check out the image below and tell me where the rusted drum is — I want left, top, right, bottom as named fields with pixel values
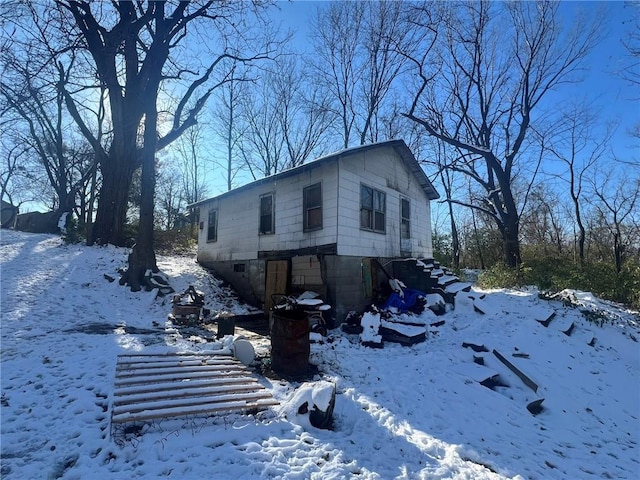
left=271, top=310, right=309, bottom=376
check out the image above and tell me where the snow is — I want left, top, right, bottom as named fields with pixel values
left=1, top=230, right=639, bottom=479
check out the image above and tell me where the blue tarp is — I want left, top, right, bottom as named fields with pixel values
left=382, top=288, right=427, bottom=313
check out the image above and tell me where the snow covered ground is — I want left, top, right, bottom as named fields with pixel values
left=1, top=230, right=638, bottom=479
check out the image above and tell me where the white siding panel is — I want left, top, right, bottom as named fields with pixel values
left=197, top=162, right=339, bottom=263
left=336, top=146, right=433, bottom=258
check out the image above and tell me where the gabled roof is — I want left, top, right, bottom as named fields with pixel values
left=190, top=139, right=439, bottom=208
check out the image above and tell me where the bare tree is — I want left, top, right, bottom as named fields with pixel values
left=1, top=15, right=98, bottom=227
left=589, top=168, right=640, bottom=273
left=403, top=1, right=601, bottom=267
left=237, top=56, right=333, bottom=178
left=546, top=103, right=613, bottom=264
left=212, top=64, right=248, bottom=191
left=310, top=1, right=365, bottom=148
left=519, top=184, right=568, bottom=255
left=46, top=1, right=277, bottom=290
left=310, top=1, right=417, bottom=148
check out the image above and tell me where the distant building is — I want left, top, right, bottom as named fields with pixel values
left=1, top=200, right=18, bottom=229
left=190, top=139, right=439, bottom=323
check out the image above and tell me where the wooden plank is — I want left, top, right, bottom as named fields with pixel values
left=111, top=398, right=280, bottom=424
left=114, top=384, right=266, bottom=406
left=115, top=369, right=248, bottom=387
left=118, top=353, right=229, bottom=358
left=492, top=349, right=539, bottom=393
left=117, top=357, right=237, bottom=369
left=112, top=391, right=275, bottom=416
left=116, top=364, right=249, bottom=379
left=114, top=376, right=257, bottom=397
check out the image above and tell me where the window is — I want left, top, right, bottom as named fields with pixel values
left=207, top=209, right=217, bottom=242
left=303, top=183, right=322, bottom=231
left=360, top=184, right=386, bottom=233
left=259, top=193, right=275, bottom=234
left=233, top=263, right=246, bottom=273
left=401, top=198, right=411, bottom=239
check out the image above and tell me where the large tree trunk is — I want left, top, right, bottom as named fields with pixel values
left=502, top=216, right=522, bottom=268
left=120, top=89, right=159, bottom=291
left=89, top=147, right=137, bottom=246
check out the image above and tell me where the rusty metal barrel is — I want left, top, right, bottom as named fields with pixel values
left=270, top=309, right=310, bottom=376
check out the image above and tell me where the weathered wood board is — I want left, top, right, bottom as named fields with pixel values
left=111, top=353, right=277, bottom=425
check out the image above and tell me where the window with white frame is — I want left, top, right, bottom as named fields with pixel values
left=360, top=184, right=386, bottom=233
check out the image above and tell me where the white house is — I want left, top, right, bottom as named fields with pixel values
left=191, top=139, right=439, bottom=324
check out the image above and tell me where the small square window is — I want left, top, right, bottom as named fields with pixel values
left=233, top=263, right=246, bottom=273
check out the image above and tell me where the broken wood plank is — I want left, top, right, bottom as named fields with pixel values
left=462, top=342, right=489, bottom=352
left=512, top=352, right=530, bottom=359
left=562, top=322, right=575, bottom=336
left=492, top=349, right=539, bottom=393
left=534, top=308, right=556, bottom=327
left=453, top=363, right=506, bottom=390
left=526, top=398, right=545, bottom=415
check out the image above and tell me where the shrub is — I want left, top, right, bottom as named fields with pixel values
left=154, top=228, right=197, bottom=255
left=477, top=254, right=640, bottom=310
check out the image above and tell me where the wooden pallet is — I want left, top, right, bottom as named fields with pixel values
left=111, top=353, right=278, bottom=425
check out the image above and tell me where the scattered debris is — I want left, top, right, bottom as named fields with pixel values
left=281, top=381, right=336, bottom=430
left=462, top=342, right=489, bottom=353
left=453, top=363, right=505, bottom=390
left=512, top=352, right=530, bottom=359
left=562, top=322, right=575, bottom=337
left=170, top=286, right=205, bottom=325
left=379, top=321, right=426, bottom=346
left=360, top=311, right=383, bottom=348
left=493, top=349, right=545, bottom=415
left=534, top=308, right=556, bottom=327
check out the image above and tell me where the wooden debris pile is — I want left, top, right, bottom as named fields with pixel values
left=169, top=286, right=206, bottom=326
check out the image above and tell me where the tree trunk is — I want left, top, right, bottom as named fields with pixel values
left=502, top=217, right=522, bottom=268
left=120, top=87, right=159, bottom=291
left=90, top=150, right=136, bottom=247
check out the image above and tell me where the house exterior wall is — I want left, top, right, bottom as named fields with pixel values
left=194, top=141, right=437, bottom=323
left=196, top=161, right=339, bottom=264
left=335, top=146, right=433, bottom=259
